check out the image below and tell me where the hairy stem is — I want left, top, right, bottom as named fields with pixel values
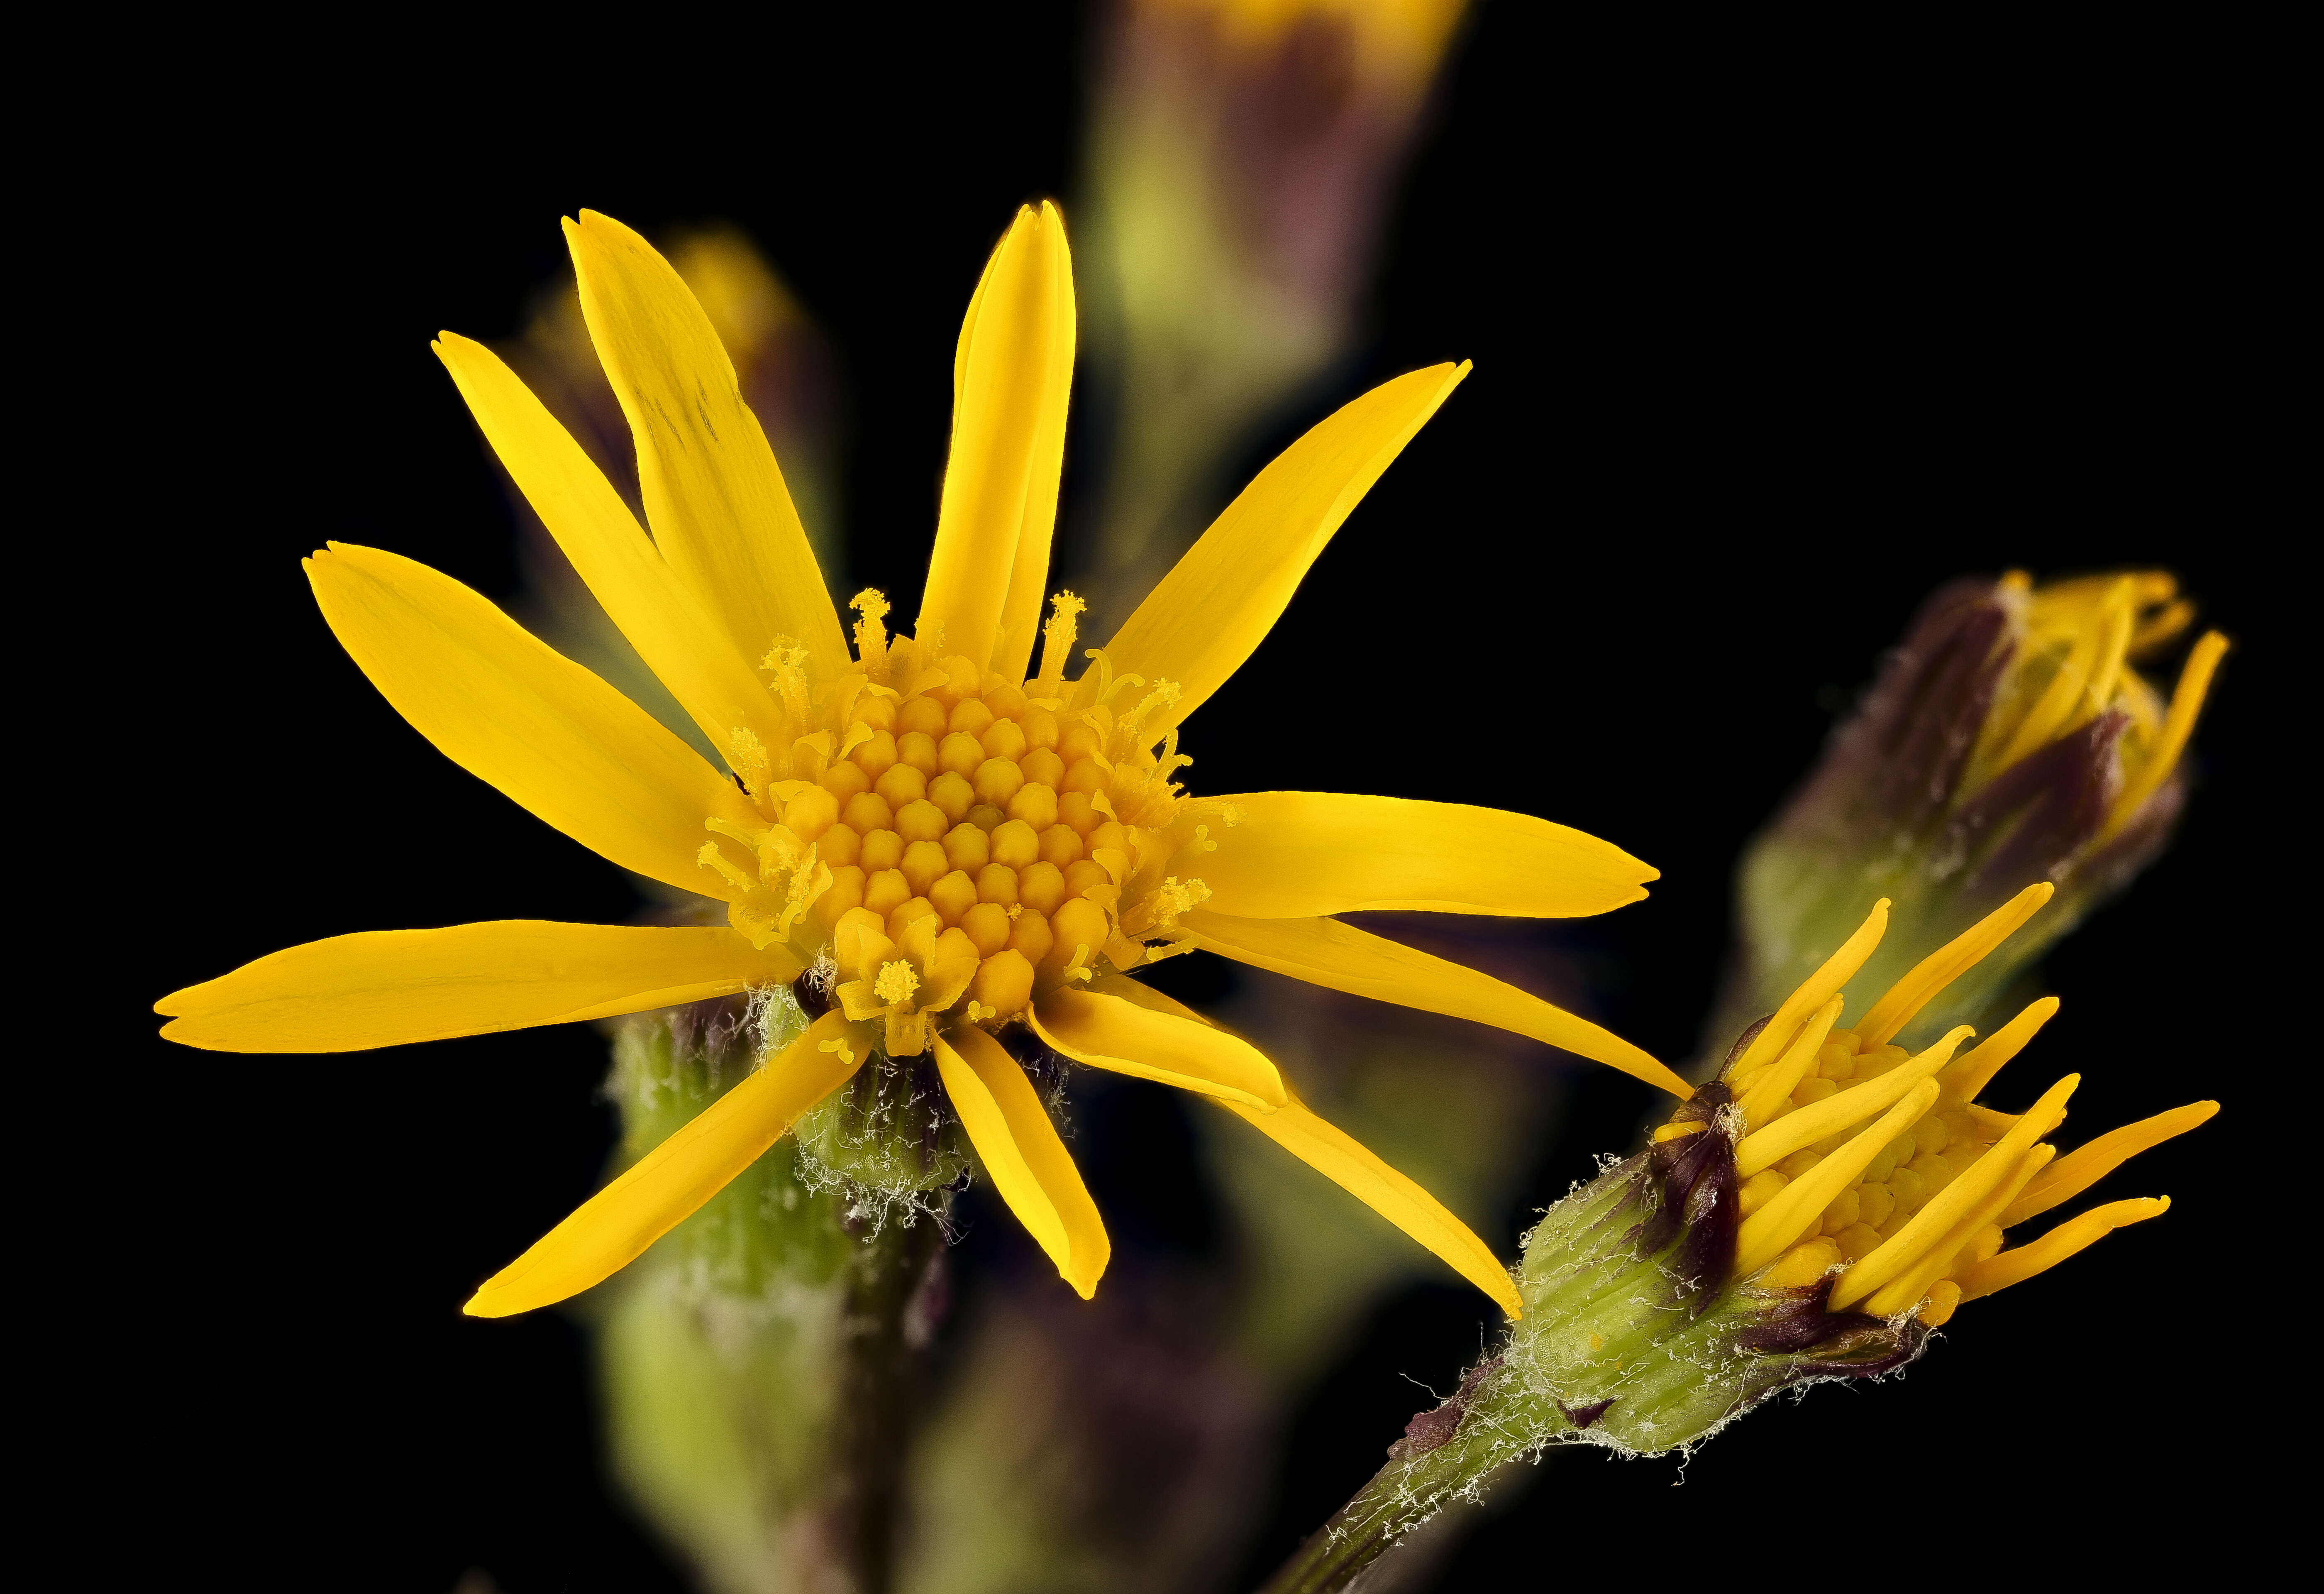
left=828, top=1212, right=946, bottom=1594
left=1254, top=1420, right=1523, bottom=1594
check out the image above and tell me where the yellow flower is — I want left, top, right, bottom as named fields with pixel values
left=1714, top=884, right=2213, bottom=1329
left=1254, top=887, right=2218, bottom=1589
left=1738, top=569, right=2227, bottom=1040
left=1972, top=569, right=2226, bottom=839
left=1415, top=886, right=2212, bottom=1463
left=156, top=203, right=1682, bottom=1320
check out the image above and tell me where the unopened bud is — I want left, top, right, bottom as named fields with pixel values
left=1733, top=572, right=2225, bottom=1043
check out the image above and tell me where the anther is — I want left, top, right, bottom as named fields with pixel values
left=1038, top=591, right=1084, bottom=685
left=850, top=589, right=892, bottom=683
left=874, top=959, right=920, bottom=1007
left=727, top=729, right=773, bottom=801
left=762, top=635, right=813, bottom=726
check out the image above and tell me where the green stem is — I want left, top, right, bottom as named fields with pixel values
left=1254, top=1420, right=1532, bottom=1594
left=828, top=1212, right=945, bottom=1594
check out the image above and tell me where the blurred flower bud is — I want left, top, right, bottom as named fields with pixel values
left=1078, top=0, right=1469, bottom=626
left=902, top=1284, right=1267, bottom=1594
left=1729, top=571, right=2226, bottom=1046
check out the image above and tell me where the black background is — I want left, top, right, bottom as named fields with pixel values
left=62, top=5, right=2290, bottom=1588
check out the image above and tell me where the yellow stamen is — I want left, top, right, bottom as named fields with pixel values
left=696, top=841, right=758, bottom=896
left=1735, top=1080, right=1939, bottom=1277
left=2100, top=629, right=2227, bottom=841
left=1116, top=680, right=1182, bottom=753
left=1037, top=591, right=1084, bottom=686
left=1726, top=900, right=1889, bottom=1079
left=762, top=635, right=813, bottom=727
left=1938, top=995, right=2059, bottom=1100
left=704, top=815, right=764, bottom=854
left=1733, top=995, right=1844, bottom=1133
left=1953, top=1196, right=2170, bottom=1302
left=874, top=959, right=920, bottom=1007
left=851, top=588, right=892, bottom=683
left=2001, top=1101, right=2217, bottom=1226
left=1856, top=883, right=2052, bottom=1049
left=1734, top=1028, right=1967, bottom=1178
left=1831, top=1072, right=2077, bottom=1309
left=727, top=728, right=773, bottom=800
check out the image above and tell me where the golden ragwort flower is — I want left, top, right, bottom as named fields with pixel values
left=1443, top=885, right=2220, bottom=1466
left=1703, top=883, right=2213, bottom=1332
left=156, top=203, right=1687, bottom=1320
left=1231, top=884, right=2217, bottom=1587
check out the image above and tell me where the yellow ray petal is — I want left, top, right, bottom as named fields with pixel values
left=1184, top=909, right=1689, bottom=1098
left=933, top=1025, right=1110, bottom=1297
left=1734, top=1027, right=1968, bottom=1178
left=1725, top=900, right=1889, bottom=1080
left=1938, top=996, right=2060, bottom=1102
left=2102, top=629, right=2228, bottom=841
left=2001, top=1101, right=2217, bottom=1226
left=1863, top=1142, right=2057, bottom=1318
left=1735, top=1081, right=1941, bottom=1277
left=1099, top=362, right=1469, bottom=736
left=464, top=1011, right=864, bottom=1317
left=1953, top=1196, right=2171, bottom=1303
left=565, top=211, right=847, bottom=679
left=1028, top=983, right=1284, bottom=1108
left=1830, top=1072, right=2077, bottom=1310
left=432, top=332, right=783, bottom=758
left=922, top=203, right=1075, bottom=677
left=156, top=922, right=799, bottom=1053
left=306, top=544, right=762, bottom=897
left=1856, top=882, right=2053, bottom=1049
left=1213, top=1093, right=1520, bottom=1318
left=1732, top=996, right=1844, bottom=1133
left=1186, top=792, right=1655, bottom=919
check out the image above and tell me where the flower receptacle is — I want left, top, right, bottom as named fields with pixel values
left=1494, top=1082, right=1922, bottom=1459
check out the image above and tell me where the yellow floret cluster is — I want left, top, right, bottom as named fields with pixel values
left=1731, top=1027, right=2007, bottom=1304
left=695, top=592, right=1215, bottom=1053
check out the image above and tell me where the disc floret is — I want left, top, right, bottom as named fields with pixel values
left=699, top=589, right=1214, bottom=1050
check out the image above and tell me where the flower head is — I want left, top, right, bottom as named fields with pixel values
left=157, top=202, right=1678, bottom=1320
left=1479, top=885, right=2215, bottom=1459
left=1736, top=571, right=2227, bottom=1042
left=1237, top=887, right=2217, bottom=1594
